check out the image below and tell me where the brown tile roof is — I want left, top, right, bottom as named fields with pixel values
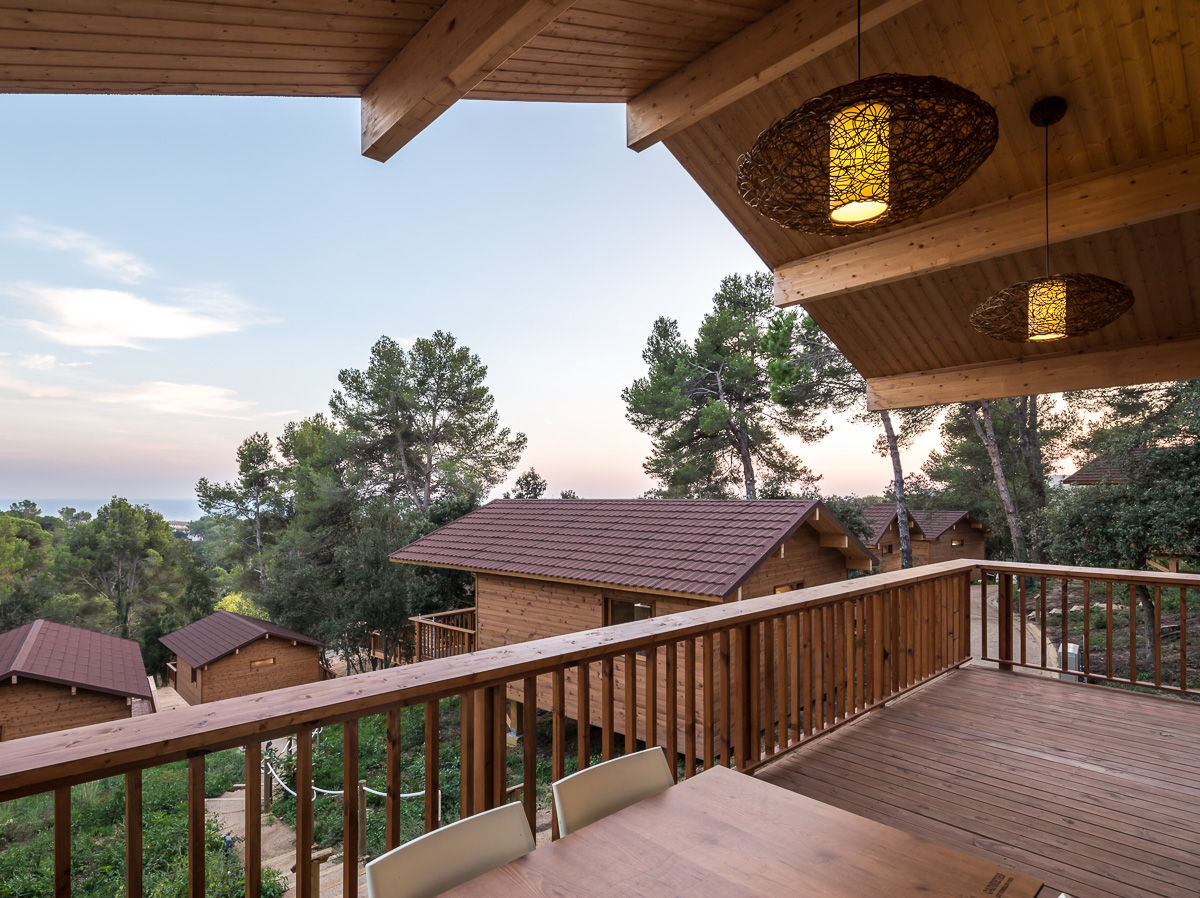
left=862, top=504, right=990, bottom=544
left=0, top=619, right=151, bottom=700
left=160, top=611, right=322, bottom=669
left=1063, top=450, right=1146, bottom=485
left=390, top=499, right=875, bottom=598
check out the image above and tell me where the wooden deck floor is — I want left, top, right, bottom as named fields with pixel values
left=756, top=666, right=1200, bottom=898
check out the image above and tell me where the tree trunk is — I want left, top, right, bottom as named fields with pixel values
left=968, top=401, right=1028, bottom=561
left=254, top=496, right=268, bottom=601
left=1016, top=396, right=1047, bottom=563
left=737, top=427, right=757, bottom=499
left=879, top=410, right=913, bottom=569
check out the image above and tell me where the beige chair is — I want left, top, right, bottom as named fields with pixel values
left=364, top=801, right=535, bottom=898
left=552, top=746, right=674, bottom=837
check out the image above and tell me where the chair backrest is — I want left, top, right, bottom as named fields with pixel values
left=364, top=801, right=535, bottom=898
left=552, top=746, right=674, bottom=837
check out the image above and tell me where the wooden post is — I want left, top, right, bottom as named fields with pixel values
left=342, top=721, right=358, bottom=898
left=244, top=742, right=261, bottom=898
left=998, top=573, right=1013, bottom=671
left=295, top=730, right=313, bottom=898
left=54, top=786, right=70, bottom=898
left=188, top=757, right=205, bottom=898
left=125, top=771, right=142, bottom=898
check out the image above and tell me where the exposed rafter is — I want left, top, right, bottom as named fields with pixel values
left=865, top=335, right=1200, bottom=410
left=361, top=0, right=575, bottom=162
left=625, top=0, right=924, bottom=153
left=775, top=155, right=1200, bottom=307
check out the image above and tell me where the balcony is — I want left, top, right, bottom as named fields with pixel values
left=1, top=559, right=1197, bottom=897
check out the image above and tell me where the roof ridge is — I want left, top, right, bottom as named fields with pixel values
left=9, top=619, right=44, bottom=674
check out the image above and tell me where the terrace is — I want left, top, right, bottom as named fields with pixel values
left=1, top=0, right=1197, bottom=896
left=1, top=560, right=1199, bottom=896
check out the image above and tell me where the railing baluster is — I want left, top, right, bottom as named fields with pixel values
left=420, top=703, right=438, bottom=835
left=824, top=605, right=836, bottom=726
left=296, top=729, right=314, bottom=898
left=623, top=652, right=637, bottom=752
left=731, top=627, right=748, bottom=769
left=551, top=670, right=565, bottom=840
left=342, top=722, right=358, bottom=898
left=978, top=574, right=987, bottom=661
left=188, top=757, right=205, bottom=898
left=459, top=691, right=474, bottom=817
left=843, top=600, right=856, bottom=713
left=1105, top=581, right=1114, bottom=680
left=1129, top=582, right=1139, bottom=684
left=1018, top=575, right=1027, bottom=666
left=870, top=594, right=883, bottom=706
left=830, top=604, right=843, bottom=721
left=1154, top=585, right=1163, bottom=687
left=1182, top=587, right=1189, bottom=692
left=685, top=637, right=697, bottom=777
left=762, top=618, right=776, bottom=752
left=856, top=597, right=867, bottom=710
left=601, top=657, right=614, bottom=761
left=665, top=642, right=678, bottom=779
left=788, top=613, right=802, bottom=744
left=1060, top=578, right=1069, bottom=675
left=1039, top=576, right=1048, bottom=669
left=1082, top=580, right=1092, bottom=678
left=998, top=573, right=1013, bottom=672
left=126, top=771, right=142, bottom=898
left=521, top=679, right=536, bottom=833
left=244, top=742, right=260, bottom=898
left=775, top=615, right=788, bottom=748
left=702, top=634, right=715, bottom=768
left=386, top=709, right=402, bottom=849
left=719, top=630, right=731, bottom=766
left=55, top=785, right=70, bottom=898
left=576, top=662, right=590, bottom=770
left=646, top=644, right=658, bottom=749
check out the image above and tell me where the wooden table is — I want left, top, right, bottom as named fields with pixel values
left=444, top=765, right=1044, bottom=897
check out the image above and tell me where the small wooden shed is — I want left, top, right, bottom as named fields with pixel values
left=391, top=498, right=875, bottom=742
left=862, top=505, right=991, bottom=573
left=0, top=619, right=153, bottom=740
left=160, top=611, right=325, bottom=705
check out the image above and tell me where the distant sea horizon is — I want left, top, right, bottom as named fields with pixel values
left=3, top=497, right=204, bottom=522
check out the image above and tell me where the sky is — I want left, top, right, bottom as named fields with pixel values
left=0, top=94, right=938, bottom=508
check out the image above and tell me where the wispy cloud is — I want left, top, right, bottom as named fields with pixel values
left=99, top=382, right=256, bottom=419
left=6, top=218, right=152, bottom=283
left=0, top=367, right=281, bottom=421
left=12, top=284, right=263, bottom=349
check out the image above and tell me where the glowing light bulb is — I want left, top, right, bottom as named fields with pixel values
left=1027, top=279, right=1067, bottom=341
left=829, top=101, right=890, bottom=224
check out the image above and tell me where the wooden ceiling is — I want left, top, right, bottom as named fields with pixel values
left=3, top=0, right=1197, bottom=407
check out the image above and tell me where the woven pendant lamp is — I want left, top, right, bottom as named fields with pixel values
left=737, top=2, right=997, bottom=235
left=970, top=97, right=1134, bottom=343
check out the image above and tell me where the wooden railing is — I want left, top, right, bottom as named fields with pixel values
left=409, top=607, right=476, bottom=662
left=0, top=562, right=972, bottom=897
left=978, top=561, right=1200, bottom=696
left=165, top=661, right=177, bottom=690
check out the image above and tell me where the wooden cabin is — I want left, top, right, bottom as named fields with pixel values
left=392, top=499, right=875, bottom=741
left=861, top=505, right=991, bottom=573
left=160, top=611, right=325, bottom=705
left=0, top=620, right=153, bottom=741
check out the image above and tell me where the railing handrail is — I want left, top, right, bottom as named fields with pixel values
left=981, top=559, right=1200, bottom=586
left=0, top=560, right=979, bottom=800
left=408, top=607, right=476, bottom=624
left=411, top=620, right=475, bottom=635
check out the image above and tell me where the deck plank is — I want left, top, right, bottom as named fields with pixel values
left=756, top=666, right=1200, bottom=898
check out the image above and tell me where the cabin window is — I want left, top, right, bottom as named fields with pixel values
left=251, top=657, right=276, bottom=669
left=190, top=667, right=197, bottom=684
left=774, top=581, right=804, bottom=594
left=951, top=539, right=964, bottom=547
left=607, top=599, right=653, bottom=627
left=885, top=544, right=894, bottom=554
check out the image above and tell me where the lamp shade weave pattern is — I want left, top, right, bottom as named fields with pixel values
left=969, top=273, right=1135, bottom=342
left=737, top=73, right=998, bottom=235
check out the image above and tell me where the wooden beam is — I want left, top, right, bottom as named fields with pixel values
left=361, top=0, right=574, bottom=162
left=626, top=0, right=923, bottom=153
left=775, top=155, right=1200, bottom=307
left=865, top=334, right=1200, bottom=410
left=820, top=534, right=850, bottom=549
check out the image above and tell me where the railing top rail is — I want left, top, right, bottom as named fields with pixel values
left=409, top=607, right=476, bottom=622
left=0, top=560, right=978, bottom=800
left=981, top=559, right=1200, bottom=587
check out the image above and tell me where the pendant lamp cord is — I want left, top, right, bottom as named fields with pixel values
left=856, top=0, right=862, bottom=80
left=1044, top=121, right=1050, bottom=277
